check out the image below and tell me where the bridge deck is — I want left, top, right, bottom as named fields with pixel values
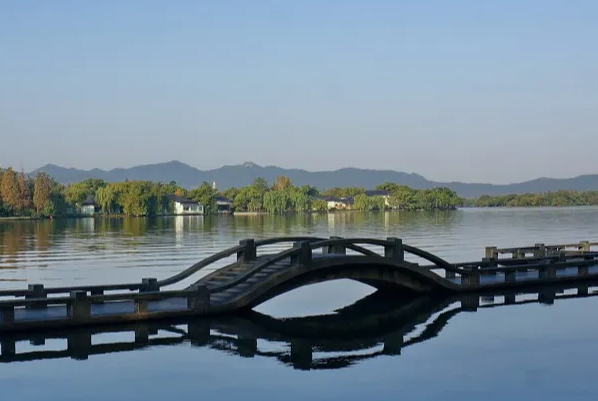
left=1, top=236, right=598, bottom=333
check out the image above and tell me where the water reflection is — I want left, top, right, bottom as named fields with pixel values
left=2, top=282, right=596, bottom=370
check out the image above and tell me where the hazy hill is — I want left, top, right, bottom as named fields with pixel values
left=28, top=161, right=598, bottom=198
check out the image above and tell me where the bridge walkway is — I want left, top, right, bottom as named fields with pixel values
left=1, top=236, right=598, bottom=332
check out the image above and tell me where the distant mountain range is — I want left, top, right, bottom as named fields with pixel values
left=28, top=161, right=598, bottom=198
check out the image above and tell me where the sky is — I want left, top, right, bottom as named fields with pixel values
left=0, top=0, right=596, bottom=184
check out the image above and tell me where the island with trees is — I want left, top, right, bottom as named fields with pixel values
left=0, top=167, right=464, bottom=218
left=1, top=166, right=596, bottom=219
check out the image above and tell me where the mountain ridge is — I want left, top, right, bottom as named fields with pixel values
left=27, top=161, right=598, bottom=198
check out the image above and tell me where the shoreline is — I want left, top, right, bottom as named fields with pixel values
left=1, top=205, right=597, bottom=221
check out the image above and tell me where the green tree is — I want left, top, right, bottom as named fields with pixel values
left=251, top=177, right=269, bottom=193
left=188, top=182, right=218, bottom=214
left=312, top=198, right=328, bottom=212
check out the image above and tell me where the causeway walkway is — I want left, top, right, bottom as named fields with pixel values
left=1, top=236, right=598, bottom=332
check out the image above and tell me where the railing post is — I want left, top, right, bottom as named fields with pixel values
left=505, top=270, right=516, bottom=283
left=1, top=306, right=15, bottom=325
left=135, top=297, right=149, bottom=315
left=68, top=291, right=91, bottom=322
left=461, top=266, right=480, bottom=286
left=485, top=246, right=498, bottom=259
left=539, top=265, right=557, bottom=281
left=533, top=243, right=546, bottom=257
left=384, top=237, right=404, bottom=263
left=187, top=285, right=210, bottom=313
left=26, top=284, right=46, bottom=309
left=237, top=239, right=257, bottom=262
left=90, top=289, right=104, bottom=304
left=291, top=241, right=313, bottom=267
left=481, top=257, right=497, bottom=276
left=322, top=236, right=346, bottom=255
left=578, top=265, right=589, bottom=276
left=141, top=278, right=159, bottom=292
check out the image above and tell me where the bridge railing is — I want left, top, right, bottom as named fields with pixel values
left=484, top=240, right=598, bottom=259
left=207, top=237, right=474, bottom=294
left=0, top=236, right=327, bottom=301
left=0, top=286, right=212, bottom=332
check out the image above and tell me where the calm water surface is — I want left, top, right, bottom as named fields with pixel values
left=1, top=208, right=598, bottom=400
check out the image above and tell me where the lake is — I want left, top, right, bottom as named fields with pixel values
left=1, top=207, right=598, bottom=400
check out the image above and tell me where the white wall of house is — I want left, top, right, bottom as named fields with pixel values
left=81, top=205, right=95, bottom=216
left=174, top=201, right=204, bottom=215
left=327, top=200, right=349, bottom=209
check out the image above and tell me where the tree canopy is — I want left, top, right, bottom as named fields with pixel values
left=10, top=167, right=595, bottom=218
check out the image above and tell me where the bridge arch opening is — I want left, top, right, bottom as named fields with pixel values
left=254, top=279, right=377, bottom=318
left=243, top=261, right=439, bottom=315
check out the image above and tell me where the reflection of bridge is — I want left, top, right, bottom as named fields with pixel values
left=1, top=236, right=598, bottom=333
left=1, top=282, right=597, bottom=370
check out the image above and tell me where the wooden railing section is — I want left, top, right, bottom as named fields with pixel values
left=0, top=287, right=210, bottom=332
left=484, top=241, right=598, bottom=260
left=0, top=236, right=327, bottom=301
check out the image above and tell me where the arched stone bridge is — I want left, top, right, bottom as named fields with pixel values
left=185, top=236, right=464, bottom=313
left=2, top=235, right=598, bottom=333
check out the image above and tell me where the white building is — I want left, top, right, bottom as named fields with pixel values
left=168, top=195, right=204, bottom=215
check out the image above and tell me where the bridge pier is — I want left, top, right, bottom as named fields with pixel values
left=237, top=337, right=257, bottom=357
left=382, top=332, right=403, bottom=355
left=67, top=331, right=92, bottom=360
left=188, top=320, right=211, bottom=346
left=504, top=293, right=516, bottom=304
left=538, top=290, right=556, bottom=305
left=461, top=296, right=479, bottom=311
left=135, top=325, right=158, bottom=343
left=290, top=339, right=313, bottom=370
left=0, top=339, right=15, bottom=357
left=578, top=284, right=589, bottom=296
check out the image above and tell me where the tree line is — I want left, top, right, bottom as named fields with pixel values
left=4, top=167, right=598, bottom=217
left=463, top=190, right=598, bottom=208
left=0, top=167, right=466, bottom=218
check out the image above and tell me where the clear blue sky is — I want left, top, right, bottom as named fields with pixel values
left=0, top=0, right=596, bottom=184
